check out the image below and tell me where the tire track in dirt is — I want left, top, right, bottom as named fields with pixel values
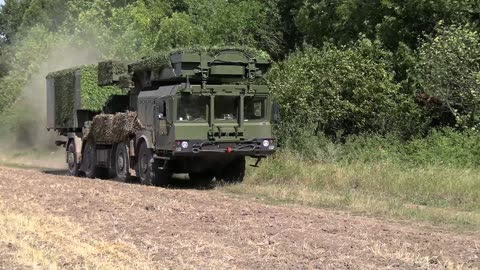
left=0, top=167, right=478, bottom=269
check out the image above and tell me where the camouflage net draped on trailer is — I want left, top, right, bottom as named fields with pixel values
left=85, top=112, right=144, bottom=144
left=51, top=68, right=76, bottom=127
left=97, top=60, right=129, bottom=87
left=47, top=65, right=125, bottom=128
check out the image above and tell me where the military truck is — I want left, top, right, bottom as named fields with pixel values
left=47, top=48, right=278, bottom=186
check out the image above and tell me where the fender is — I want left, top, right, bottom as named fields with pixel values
left=136, top=131, right=154, bottom=150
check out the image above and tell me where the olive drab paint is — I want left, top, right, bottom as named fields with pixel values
left=47, top=48, right=276, bottom=185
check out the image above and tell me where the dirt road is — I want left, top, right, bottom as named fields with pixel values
left=0, top=166, right=478, bottom=269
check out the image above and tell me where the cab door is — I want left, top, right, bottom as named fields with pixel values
left=154, top=98, right=171, bottom=149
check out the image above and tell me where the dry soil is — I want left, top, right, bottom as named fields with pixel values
left=0, top=167, right=478, bottom=269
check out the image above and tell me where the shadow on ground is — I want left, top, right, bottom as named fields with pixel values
left=41, top=169, right=217, bottom=190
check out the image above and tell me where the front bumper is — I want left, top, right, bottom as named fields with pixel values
left=172, top=139, right=276, bottom=157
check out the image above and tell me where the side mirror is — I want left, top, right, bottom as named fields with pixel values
left=273, top=103, right=280, bottom=123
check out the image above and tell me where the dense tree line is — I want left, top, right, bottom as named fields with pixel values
left=0, top=0, right=479, bottom=143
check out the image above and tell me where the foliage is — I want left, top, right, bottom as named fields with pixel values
left=185, top=0, right=283, bottom=55
left=341, top=129, right=480, bottom=167
left=296, top=0, right=478, bottom=50
left=412, top=25, right=480, bottom=129
left=0, top=25, right=71, bottom=114
left=0, top=0, right=32, bottom=43
left=228, top=129, right=480, bottom=227
left=268, top=40, right=423, bottom=141
left=233, top=145, right=480, bottom=228
left=0, top=0, right=480, bottom=151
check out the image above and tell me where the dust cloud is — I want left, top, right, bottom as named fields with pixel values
left=0, top=45, right=100, bottom=155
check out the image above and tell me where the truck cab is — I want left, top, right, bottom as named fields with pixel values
left=134, top=82, right=276, bottom=185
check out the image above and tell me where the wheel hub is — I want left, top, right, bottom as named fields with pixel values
left=117, top=154, right=125, bottom=171
left=141, top=155, right=148, bottom=174
left=68, top=152, right=75, bottom=168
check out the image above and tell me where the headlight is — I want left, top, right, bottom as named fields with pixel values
left=262, top=140, right=270, bottom=148
left=181, top=141, right=189, bottom=149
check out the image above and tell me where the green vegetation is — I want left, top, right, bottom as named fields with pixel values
left=229, top=130, right=480, bottom=229
left=268, top=40, right=422, bottom=140
left=413, top=25, right=480, bottom=129
left=1, top=0, right=480, bottom=227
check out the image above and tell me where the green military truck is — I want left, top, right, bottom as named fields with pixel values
left=47, top=48, right=278, bottom=186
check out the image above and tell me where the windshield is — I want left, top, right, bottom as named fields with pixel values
left=177, top=95, right=267, bottom=122
left=215, top=96, right=239, bottom=121
left=244, top=97, right=266, bottom=121
left=177, top=95, right=209, bottom=122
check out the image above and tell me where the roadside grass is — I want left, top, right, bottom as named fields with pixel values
left=225, top=149, right=480, bottom=230
left=0, top=200, right=156, bottom=269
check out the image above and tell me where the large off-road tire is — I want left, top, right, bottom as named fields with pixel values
left=67, top=142, right=80, bottom=176
left=220, top=157, right=246, bottom=184
left=114, top=143, right=130, bottom=182
left=137, top=142, right=171, bottom=187
left=83, top=140, right=108, bottom=179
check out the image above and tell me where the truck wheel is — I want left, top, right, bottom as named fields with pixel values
left=83, top=140, right=101, bottom=179
left=114, top=143, right=130, bottom=182
left=67, top=142, right=80, bottom=176
left=221, top=157, right=246, bottom=183
left=137, top=142, right=171, bottom=186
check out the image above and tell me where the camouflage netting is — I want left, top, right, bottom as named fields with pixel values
left=80, top=65, right=125, bottom=111
left=98, top=60, right=129, bottom=86
left=47, top=65, right=125, bottom=128
left=85, top=111, right=144, bottom=144
left=129, top=46, right=270, bottom=73
left=48, top=68, right=76, bottom=127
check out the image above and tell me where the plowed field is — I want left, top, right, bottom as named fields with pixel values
left=0, top=167, right=478, bottom=269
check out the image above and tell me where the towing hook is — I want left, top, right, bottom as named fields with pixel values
left=192, top=148, right=200, bottom=154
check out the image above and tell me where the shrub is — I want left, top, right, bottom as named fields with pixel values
left=412, top=24, right=480, bottom=129
left=268, top=39, right=423, bottom=142
left=278, top=127, right=480, bottom=168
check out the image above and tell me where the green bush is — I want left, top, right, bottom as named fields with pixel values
left=285, top=128, right=480, bottom=168
left=412, top=24, right=480, bottom=129
left=268, top=39, right=423, bottom=142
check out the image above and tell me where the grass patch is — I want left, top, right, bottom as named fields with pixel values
left=225, top=148, right=480, bottom=230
